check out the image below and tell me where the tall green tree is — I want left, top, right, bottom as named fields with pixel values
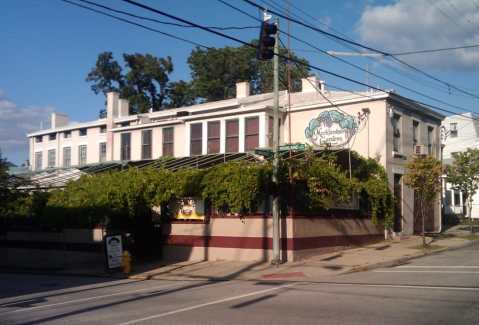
left=446, top=148, right=479, bottom=235
left=86, top=52, right=124, bottom=95
left=404, top=155, right=443, bottom=246
left=165, top=80, right=196, bottom=108
left=187, top=42, right=310, bottom=102
left=86, top=52, right=177, bottom=114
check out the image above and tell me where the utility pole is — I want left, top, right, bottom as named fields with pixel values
left=271, top=18, right=281, bottom=265
left=257, top=12, right=280, bottom=264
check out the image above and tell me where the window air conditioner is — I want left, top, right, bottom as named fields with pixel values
left=414, top=144, right=427, bottom=156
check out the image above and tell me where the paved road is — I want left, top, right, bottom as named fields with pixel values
left=1, top=241, right=478, bottom=325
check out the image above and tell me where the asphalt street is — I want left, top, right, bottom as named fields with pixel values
left=1, top=241, right=478, bottom=325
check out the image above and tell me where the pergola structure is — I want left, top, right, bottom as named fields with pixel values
left=11, top=152, right=264, bottom=190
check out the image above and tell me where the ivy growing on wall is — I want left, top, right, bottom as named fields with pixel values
left=4, top=150, right=394, bottom=230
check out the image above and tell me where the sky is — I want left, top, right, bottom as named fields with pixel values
left=1, top=0, right=479, bottom=165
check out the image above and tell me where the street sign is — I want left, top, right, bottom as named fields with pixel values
left=104, top=234, right=123, bottom=270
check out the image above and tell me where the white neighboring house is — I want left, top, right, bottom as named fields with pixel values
left=442, top=113, right=479, bottom=219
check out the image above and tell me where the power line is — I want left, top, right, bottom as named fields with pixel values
left=216, top=0, right=477, bottom=113
left=217, top=0, right=459, bottom=97
left=241, top=0, right=479, bottom=101
left=393, top=43, right=479, bottom=56
left=276, top=33, right=475, bottom=113
left=60, top=0, right=211, bottom=49
left=120, top=0, right=479, bottom=120
left=76, top=0, right=258, bottom=31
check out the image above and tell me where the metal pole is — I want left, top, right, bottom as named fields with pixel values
left=272, top=18, right=281, bottom=265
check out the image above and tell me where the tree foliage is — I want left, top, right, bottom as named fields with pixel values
left=86, top=52, right=184, bottom=114
left=0, top=151, right=10, bottom=208
left=201, top=161, right=271, bottom=215
left=87, top=43, right=310, bottom=114
left=187, top=43, right=310, bottom=102
left=446, top=148, right=479, bottom=234
left=4, top=152, right=394, bottom=232
left=404, top=155, right=442, bottom=244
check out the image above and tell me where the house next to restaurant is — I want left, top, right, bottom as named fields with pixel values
left=26, top=77, right=444, bottom=261
left=442, top=113, right=479, bottom=220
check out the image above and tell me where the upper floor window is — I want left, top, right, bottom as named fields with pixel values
left=141, top=130, right=152, bottom=160
left=207, top=121, right=220, bottom=154
left=245, top=117, right=259, bottom=151
left=34, top=151, right=42, bottom=171
left=47, top=149, right=56, bottom=168
left=427, top=126, right=434, bottom=155
left=225, top=119, right=239, bottom=153
left=78, top=145, right=87, bottom=166
left=49, top=133, right=56, bottom=141
left=121, top=132, right=131, bottom=161
left=450, top=122, right=458, bottom=138
left=35, top=136, right=43, bottom=143
left=64, top=131, right=71, bottom=139
left=99, top=142, right=107, bottom=163
left=100, top=125, right=107, bottom=133
left=162, top=127, right=174, bottom=157
left=63, top=147, right=71, bottom=168
left=190, top=123, right=203, bottom=156
left=412, top=120, right=419, bottom=149
left=79, top=128, right=87, bottom=137
left=392, top=114, right=401, bottom=153
left=119, top=122, right=130, bottom=127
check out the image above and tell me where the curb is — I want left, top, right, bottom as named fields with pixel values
left=2, top=239, right=476, bottom=282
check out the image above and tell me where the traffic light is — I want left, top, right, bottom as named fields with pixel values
left=257, top=21, right=277, bottom=60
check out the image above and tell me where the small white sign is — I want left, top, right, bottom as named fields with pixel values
left=105, top=234, right=123, bottom=269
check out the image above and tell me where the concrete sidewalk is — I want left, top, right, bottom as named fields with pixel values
left=4, top=225, right=478, bottom=282
left=127, top=232, right=476, bottom=282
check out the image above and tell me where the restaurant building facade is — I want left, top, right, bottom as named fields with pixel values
left=27, top=77, right=444, bottom=261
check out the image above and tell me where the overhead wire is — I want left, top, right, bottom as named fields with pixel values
left=63, top=0, right=479, bottom=124
left=76, top=0, right=258, bottom=31
left=119, top=0, right=479, bottom=121
left=216, top=0, right=479, bottom=115
left=221, top=0, right=465, bottom=101
left=241, top=0, right=479, bottom=101
left=60, top=0, right=211, bottom=49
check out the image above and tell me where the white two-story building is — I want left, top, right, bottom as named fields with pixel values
left=442, top=113, right=479, bottom=219
left=27, top=77, right=444, bottom=237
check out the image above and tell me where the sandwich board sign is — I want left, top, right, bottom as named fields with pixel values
left=104, top=234, right=123, bottom=271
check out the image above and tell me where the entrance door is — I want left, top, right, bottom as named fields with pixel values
left=393, top=174, right=403, bottom=233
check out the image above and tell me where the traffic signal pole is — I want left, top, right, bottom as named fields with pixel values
left=271, top=18, right=281, bottom=265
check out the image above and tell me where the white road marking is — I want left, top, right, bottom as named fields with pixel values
left=374, top=270, right=479, bottom=274
left=118, top=283, right=298, bottom=325
left=0, top=279, right=142, bottom=308
left=0, top=282, right=188, bottom=315
left=397, top=266, right=479, bottom=269
left=322, top=283, right=479, bottom=290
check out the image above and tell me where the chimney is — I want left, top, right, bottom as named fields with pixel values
left=302, top=76, right=324, bottom=93
left=236, top=81, right=250, bottom=98
left=106, top=92, right=119, bottom=119
left=118, top=98, right=130, bottom=117
left=51, top=112, right=69, bottom=129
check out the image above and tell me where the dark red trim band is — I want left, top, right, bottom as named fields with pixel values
left=163, top=234, right=382, bottom=251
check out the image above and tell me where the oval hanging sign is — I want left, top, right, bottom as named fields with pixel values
left=305, top=110, right=358, bottom=148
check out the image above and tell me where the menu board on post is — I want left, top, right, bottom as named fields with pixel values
left=104, top=234, right=123, bottom=271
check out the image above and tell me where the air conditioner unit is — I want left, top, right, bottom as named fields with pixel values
left=414, top=144, right=427, bottom=155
